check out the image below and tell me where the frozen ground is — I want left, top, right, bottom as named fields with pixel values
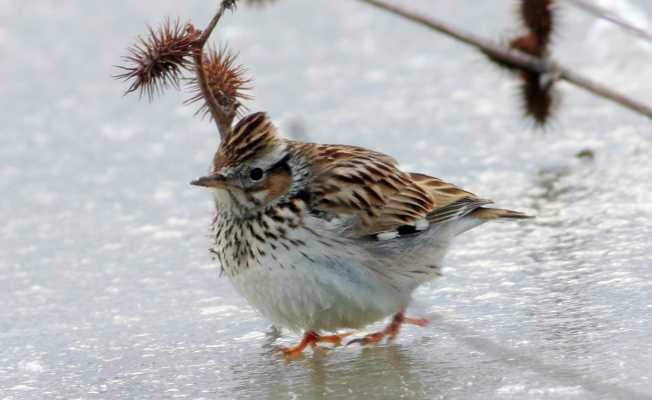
left=1, top=1, right=651, bottom=399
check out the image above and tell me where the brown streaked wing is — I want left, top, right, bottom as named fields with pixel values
left=302, top=144, right=437, bottom=236
left=297, top=143, right=496, bottom=236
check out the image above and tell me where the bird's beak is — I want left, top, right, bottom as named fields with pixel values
left=190, top=174, right=228, bottom=189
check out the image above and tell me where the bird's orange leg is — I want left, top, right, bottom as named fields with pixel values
left=316, top=332, right=353, bottom=346
left=404, top=316, right=431, bottom=327
left=276, top=331, right=352, bottom=358
left=348, top=311, right=432, bottom=346
left=276, top=331, right=318, bottom=358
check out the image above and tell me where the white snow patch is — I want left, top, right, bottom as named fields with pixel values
left=101, top=242, right=123, bottom=251
left=18, top=360, right=44, bottom=373
left=363, top=70, right=386, bottom=83
left=234, top=331, right=265, bottom=342
left=200, top=305, right=239, bottom=317
left=153, top=187, right=174, bottom=202
left=112, top=315, right=141, bottom=325
left=151, top=230, right=184, bottom=240
left=197, top=296, right=222, bottom=304
left=496, top=384, right=525, bottom=394
left=153, top=231, right=183, bottom=240
left=130, top=224, right=159, bottom=234
left=0, top=165, right=19, bottom=178
left=433, top=287, right=465, bottom=294
left=528, top=386, right=583, bottom=396
left=8, top=384, right=34, bottom=391
left=474, top=292, right=502, bottom=301
left=32, top=191, right=57, bottom=206
left=166, top=217, right=189, bottom=227
left=101, top=123, right=140, bottom=141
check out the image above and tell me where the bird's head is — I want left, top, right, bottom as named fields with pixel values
left=191, top=112, right=300, bottom=216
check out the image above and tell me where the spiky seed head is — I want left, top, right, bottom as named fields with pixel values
left=519, top=71, right=558, bottom=126
left=510, top=33, right=542, bottom=57
left=186, top=45, right=253, bottom=118
left=509, top=31, right=557, bottom=126
left=114, top=18, right=200, bottom=99
left=519, top=0, right=556, bottom=48
left=485, top=1, right=559, bottom=126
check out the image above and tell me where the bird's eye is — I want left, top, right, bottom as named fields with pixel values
left=249, top=168, right=264, bottom=181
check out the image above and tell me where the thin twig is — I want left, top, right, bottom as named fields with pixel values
left=556, top=64, right=652, bottom=117
left=358, top=0, right=652, bottom=120
left=565, top=0, right=652, bottom=45
left=193, top=0, right=238, bottom=138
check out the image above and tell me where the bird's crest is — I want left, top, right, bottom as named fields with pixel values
left=213, top=112, right=282, bottom=169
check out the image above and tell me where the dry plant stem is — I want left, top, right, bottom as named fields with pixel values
left=556, top=64, right=652, bottom=118
left=193, top=1, right=237, bottom=138
left=358, top=0, right=652, bottom=120
left=566, top=0, right=652, bottom=45
left=358, top=0, right=548, bottom=72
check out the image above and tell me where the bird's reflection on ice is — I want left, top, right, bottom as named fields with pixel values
left=258, top=343, right=434, bottom=400
left=225, top=321, right=648, bottom=400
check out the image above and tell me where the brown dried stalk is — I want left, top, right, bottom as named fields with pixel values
left=189, top=0, right=241, bottom=138
left=358, top=0, right=652, bottom=121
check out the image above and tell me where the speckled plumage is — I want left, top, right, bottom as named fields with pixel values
left=193, top=112, right=529, bottom=343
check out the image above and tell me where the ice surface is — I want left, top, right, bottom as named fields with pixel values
left=1, top=1, right=651, bottom=399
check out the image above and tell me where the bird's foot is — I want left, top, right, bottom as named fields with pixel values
left=275, top=331, right=352, bottom=358
left=347, top=331, right=386, bottom=346
left=404, top=316, right=432, bottom=328
left=347, top=311, right=432, bottom=346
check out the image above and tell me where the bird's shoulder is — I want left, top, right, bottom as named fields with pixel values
left=288, top=142, right=491, bottom=238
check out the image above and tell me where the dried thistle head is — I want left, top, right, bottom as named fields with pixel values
left=510, top=33, right=543, bottom=57
left=506, top=33, right=559, bottom=126
left=513, top=0, right=558, bottom=126
left=186, top=45, right=253, bottom=118
left=518, top=70, right=558, bottom=126
left=115, top=18, right=200, bottom=99
left=484, top=1, right=559, bottom=126
left=519, top=0, right=556, bottom=49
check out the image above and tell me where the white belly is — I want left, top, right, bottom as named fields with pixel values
left=214, top=211, right=456, bottom=332
left=228, top=233, right=407, bottom=332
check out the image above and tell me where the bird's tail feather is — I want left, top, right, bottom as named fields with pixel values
left=470, top=207, right=533, bottom=220
left=431, top=207, right=532, bottom=239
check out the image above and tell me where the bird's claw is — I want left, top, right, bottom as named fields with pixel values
left=346, top=332, right=385, bottom=346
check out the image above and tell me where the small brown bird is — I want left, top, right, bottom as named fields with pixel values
left=191, top=112, right=530, bottom=356
left=111, top=0, right=532, bottom=357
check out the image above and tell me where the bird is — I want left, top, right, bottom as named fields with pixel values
left=191, top=111, right=531, bottom=357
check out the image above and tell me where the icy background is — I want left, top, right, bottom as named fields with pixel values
left=1, top=0, right=651, bottom=399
